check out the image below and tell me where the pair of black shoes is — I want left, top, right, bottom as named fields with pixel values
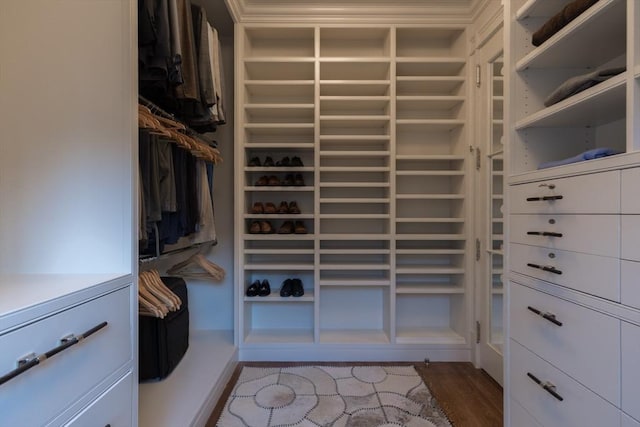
left=280, top=278, right=304, bottom=297
left=246, top=280, right=270, bottom=297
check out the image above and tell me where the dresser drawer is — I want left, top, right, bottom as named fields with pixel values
left=622, top=322, right=640, bottom=422
left=511, top=243, right=620, bottom=301
left=510, top=171, right=620, bottom=214
left=622, top=167, right=640, bottom=213
left=622, top=216, right=640, bottom=261
left=510, top=283, right=620, bottom=405
left=510, top=398, right=544, bottom=427
left=510, top=214, right=619, bottom=257
left=0, top=286, right=132, bottom=426
left=64, top=371, right=133, bottom=427
left=510, top=340, right=620, bottom=427
left=621, top=261, right=640, bottom=309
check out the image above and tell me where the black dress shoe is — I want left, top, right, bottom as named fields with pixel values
left=263, top=156, right=275, bottom=167
left=291, top=279, right=304, bottom=297
left=246, top=280, right=260, bottom=297
left=280, top=279, right=293, bottom=297
left=258, top=279, right=271, bottom=296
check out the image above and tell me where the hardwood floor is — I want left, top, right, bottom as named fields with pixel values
left=206, top=362, right=503, bottom=427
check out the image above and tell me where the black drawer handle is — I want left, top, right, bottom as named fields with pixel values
left=527, top=231, right=563, bottom=238
left=527, top=306, right=563, bottom=326
left=526, top=195, right=564, bottom=202
left=527, top=372, right=564, bottom=401
left=527, top=263, right=562, bottom=275
left=0, top=321, right=108, bottom=386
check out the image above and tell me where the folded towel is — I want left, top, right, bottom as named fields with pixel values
left=538, top=147, right=620, bottom=169
left=532, top=0, right=600, bottom=47
left=544, top=66, right=626, bottom=107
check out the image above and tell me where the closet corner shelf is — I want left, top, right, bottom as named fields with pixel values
left=244, top=57, right=315, bottom=63
left=242, top=233, right=317, bottom=240
left=319, top=263, right=391, bottom=270
left=319, top=182, right=390, bottom=188
left=245, top=79, right=315, bottom=85
left=514, top=72, right=626, bottom=130
left=319, top=214, right=390, bottom=220
left=396, top=234, right=466, bottom=241
left=396, top=154, right=465, bottom=161
left=244, top=186, right=315, bottom=192
left=395, top=217, right=465, bottom=223
left=244, top=166, right=315, bottom=172
left=320, top=134, right=390, bottom=141
left=243, top=214, right=315, bottom=220
left=396, top=194, right=465, bottom=200
left=318, top=279, right=391, bottom=287
left=395, top=119, right=465, bottom=130
left=319, top=57, right=392, bottom=63
left=243, top=144, right=315, bottom=150
left=396, top=170, right=464, bottom=176
left=320, top=151, right=391, bottom=157
left=396, top=267, right=465, bottom=275
left=320, top=198, right=391, bottom=204
left=515, top=0, right=625, bottom=70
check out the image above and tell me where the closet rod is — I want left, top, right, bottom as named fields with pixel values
left=138, top=95, right=217, bottom=148
left=139, top=239, right=217, bottom=265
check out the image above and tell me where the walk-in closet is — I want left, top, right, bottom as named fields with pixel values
left=2, top=0, right=640, bottom=426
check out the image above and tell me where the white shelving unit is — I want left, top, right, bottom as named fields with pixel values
left=236, top=24, right=473, bottom=360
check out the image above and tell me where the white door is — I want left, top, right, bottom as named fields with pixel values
left=475, top=26, right=504, bottom=386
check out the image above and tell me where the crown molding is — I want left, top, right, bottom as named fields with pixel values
left=226, top=0, right=484, bottom=24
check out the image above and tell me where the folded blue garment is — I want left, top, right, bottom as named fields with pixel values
left=538, top=147, right=620, bottom=169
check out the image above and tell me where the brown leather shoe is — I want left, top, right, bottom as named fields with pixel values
left=277, top=201, right=289, bottom=214
left=267, top=175, right=281, bottom=186
left=249, top=221, right=261, bottom=234
left=288, top=201, right=301, bottom=214
left=294, top=221, right=307, bottom=234
left=251, top=202, right=264, bottom=214
left=255, top=175, right=269, bottom=186
left=260, top=220, right=274, bottom=234
left=264, top=202, right=277, bottom=214
left=278, top=221, right=294, bottom=234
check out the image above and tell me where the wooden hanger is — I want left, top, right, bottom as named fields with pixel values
left=167, top=253, right=225, bottom=281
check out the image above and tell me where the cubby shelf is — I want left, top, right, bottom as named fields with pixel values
left=238, top=23, right=472, bottom=357
left=395, top=328, right=466, bottom=345
left=244, top=292, right=315, bottom=303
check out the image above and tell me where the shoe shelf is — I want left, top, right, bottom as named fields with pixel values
left=237, top=24, right=474, bottom=354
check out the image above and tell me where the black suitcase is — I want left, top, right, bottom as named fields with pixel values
left=138, top=276, right=189, bottom=381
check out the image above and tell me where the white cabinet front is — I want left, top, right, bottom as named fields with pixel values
left=622, top=322, right=640, bottom=423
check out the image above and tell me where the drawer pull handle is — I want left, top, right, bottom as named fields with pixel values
left=527, top=231, right=563, bottom=238
left=526, top=195, right=564, bottom=202
left=527, top=372, right=564, bottom=401
left=0, top=321, right=108, bottom=386
left=527, top=263, right=562, bottom=275
left=527, top=306, right=563, bottom=326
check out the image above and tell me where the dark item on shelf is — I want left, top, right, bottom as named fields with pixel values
left=280, top=279, right=294, bottom=297
left=288, top=201, right=301, bottom=214
left=294, top=173, right=305, bottom=186
left=294, top=221, right=307, bottom=234
left=291, top=278, right=305, bottom=297
left=248, top=157, right=261, bottom=167
left=291, top=156, right=304, bottom=167
left=255, top=175, right=269, bottom=186
left=267, top=175, right=281, bottom=186
left=246, top=280, right=260, bottom=297
left=278, top=220, right=294, bottom=234
left=538, top=147, right=620, bottom=169
left=277, top=201, right=290, bottom=214
left=263, top=156, right=275, bottom=167
left=260, top=220, right=275, bottom=234
left=264, top=202, right=277, bottom=214
left=276, top=156, right=290, bottom=167
left=531, top=0, right=600, bottom=47
left=139, top=277, right=189, bottom=381
left=249, top=221, right=262, bottom=234
left=544, top=66, right=625, bottom=107
left=251, top=202, right=264, bottom=214
left=259, top=280, right=271, bottom=296
left=283, top=174, right=295, bottom=186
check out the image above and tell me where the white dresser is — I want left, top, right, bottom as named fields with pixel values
left=505, top=0, right=640, bottom=425
left=0, top=0, right=137, bottom=425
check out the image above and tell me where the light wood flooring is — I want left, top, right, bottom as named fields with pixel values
left=206, top=362, right=504, bottom=427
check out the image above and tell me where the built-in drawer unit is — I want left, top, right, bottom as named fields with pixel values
left=510, top=340, right=620, bottom=427
left=510, top=282, right=620, bottom=405
left=510, top=243, right=620, bottom=301
left=622, top=321, right=640, bottom=422
left=621, top=167, right=640, bottom=213
left=510, top=214, right=619, bottom=257
left=0, top=286, right=132, bottom=426
left=64, top=372, right=133, bottom=427
left=510, top=171, right=620, bottom=215
left=621, top=261, right=640, bottom=309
